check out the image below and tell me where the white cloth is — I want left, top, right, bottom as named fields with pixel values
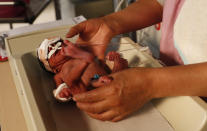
left=157, top=0, right=165, bottom=6
left=53, top=83, right=72, bottom=102
left=174, top=0, right=207, bottom=64
left=37, top=37, right=61, bottom=60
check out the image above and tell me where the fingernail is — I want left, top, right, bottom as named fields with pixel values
left=72, top=96, right=77, bottom=101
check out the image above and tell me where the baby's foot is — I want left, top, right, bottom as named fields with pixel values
left=105, top=51, right=128, bottom=73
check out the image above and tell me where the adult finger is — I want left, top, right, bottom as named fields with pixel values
left=111, top=113, right=128, bottom=122
left=63, top=40, right=73, bottom=46
left=94, top=49, right=106, bottom=61
left=73, top=86, right=111, bottom=102
left=66, top=23, right=85, bottom=38
left=91, top=76, right=112, bottom=88
left=111, top=115, right=124, bottom=122
left=62, top=40, right=94, bottom=63
left=76, top=100, right=112, bottom=114
left=86, top=110, right=118, bottom=121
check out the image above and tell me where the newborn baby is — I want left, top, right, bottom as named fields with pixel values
left=37, top=37, right=128, bottom=102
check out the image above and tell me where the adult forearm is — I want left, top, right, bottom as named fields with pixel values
left=150, top=62, right=207, bottom=98
left=102, top=0, right=163, bottom=35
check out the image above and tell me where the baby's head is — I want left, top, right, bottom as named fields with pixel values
left=37, top=37, right=69, bottom=73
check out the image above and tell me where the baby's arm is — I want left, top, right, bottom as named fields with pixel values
left=53, top=59, right=88, bottom=101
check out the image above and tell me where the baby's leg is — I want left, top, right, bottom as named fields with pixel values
left=53, top=59, right=88, bottom=99
left=63, top=40, right=94, bottom=63
left=61, top=59, right=88, bottom=87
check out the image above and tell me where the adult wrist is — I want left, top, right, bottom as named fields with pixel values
left=145, top=68, right=166, bottom=99
left=101, top=15, right=122, bottom=36
left=131, top=68, right=159, bottom=100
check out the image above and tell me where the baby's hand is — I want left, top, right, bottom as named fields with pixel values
left=59, top=88, right=71, bottom=99
left=53, top=83, right=72, bottom=102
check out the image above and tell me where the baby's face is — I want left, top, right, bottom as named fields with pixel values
left=38, top=38, right=70, bottom=73
left=47, top=41, right=71, bottom=73
left=48, top=49, right=70, bottom=73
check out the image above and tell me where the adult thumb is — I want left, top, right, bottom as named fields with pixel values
left=66, top=23, right=85, bottom=38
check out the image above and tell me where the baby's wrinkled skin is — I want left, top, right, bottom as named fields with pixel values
left=46, top=40, right=128, bottom=100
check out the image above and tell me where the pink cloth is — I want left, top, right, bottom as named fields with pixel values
left=160, top=0, right=185, bottom=66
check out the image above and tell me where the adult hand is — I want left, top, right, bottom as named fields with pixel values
left=73, top=68, right=155, bottom=122
left=66, top=18, right=116, bottom=60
